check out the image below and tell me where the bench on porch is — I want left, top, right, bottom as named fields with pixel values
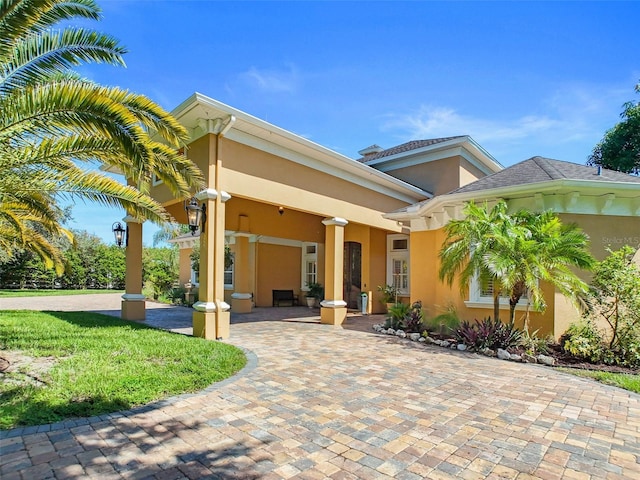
left=272, top=289, right=297, bottom=307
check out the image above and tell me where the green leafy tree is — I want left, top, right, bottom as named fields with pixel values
left=143, top=247, right=179, bottom=300
left=589, top=246, right=640, bottom=352
left=0, top=0, right=204, bottom=274
left=439, top=201, right=595, bottom=327
left=59, top=230, right=124, bottom=288
left=588, top=82, right=640, bottom=175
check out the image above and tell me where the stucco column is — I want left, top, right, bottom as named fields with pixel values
left=231, top=232, right=252, bottom=313
left=320, top=217, right=348, bottom=325
left=121, top=215, right=145, bottom=321
left=192, top=189, right=231, bottom=339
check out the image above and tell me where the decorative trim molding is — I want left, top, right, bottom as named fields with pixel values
left=231, top=293, right=252, bottom=300
left=122, top=215, right=142, bottom=224
left=193, top=301, right=216, bottom=312
left=196, top=189, right=218, bottom=201
left=322, top=217, right=349, bottom=227
left=320, top=300, right=348, bottom=308
left=121, top=293, right=145, bottom=301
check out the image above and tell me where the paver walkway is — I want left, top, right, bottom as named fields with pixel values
left=1, top=294, right=639, bottom=479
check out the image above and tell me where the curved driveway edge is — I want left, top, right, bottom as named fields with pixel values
left=1, top=298, right=639, bottom=479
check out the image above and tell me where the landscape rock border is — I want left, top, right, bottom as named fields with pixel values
left=372, top=324, right=556, bottom=366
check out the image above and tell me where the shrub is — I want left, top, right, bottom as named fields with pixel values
left=560, top=320, right=604, bottom=363
left=520, top=329, right=552, bottom=355
left=425, top=309, right=460, bottom=335
left=455, top=317, right=522, bottom=351
left=384, top=302, right=411, bottom=330
left=404, top=301, right=425, bottom=333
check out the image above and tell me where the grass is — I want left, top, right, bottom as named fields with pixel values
left=0, top=310, right=246, bottom=429
left=0, top=289, right=123, bottom=298
left=558, top=368, right=640, bottom=394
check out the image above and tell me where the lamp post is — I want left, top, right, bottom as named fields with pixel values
left=112, top=222, right=126, bottom=247
left=185, top=197, right=205, bottom=235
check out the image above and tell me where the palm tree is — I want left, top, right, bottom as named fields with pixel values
left=438, top=201, right=515, bottom=322
left=486, top=209, right=595, bottom=330
left=0, top=0, right=204, bottom=271
left=439, top=200, right=595, bottom=329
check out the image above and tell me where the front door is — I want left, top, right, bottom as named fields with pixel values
left=343, top=242, right=361, bottom=309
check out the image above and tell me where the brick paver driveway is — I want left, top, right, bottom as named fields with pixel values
left=1, top=295, right=639, bottom=479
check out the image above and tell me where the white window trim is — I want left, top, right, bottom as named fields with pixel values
left=301, top=242, right=318, bottom=291
left=152, top=173, right=163, bottom=186
left=387, top=234, right=410, bottom=295
left=465, top=275, right=538, bottom=311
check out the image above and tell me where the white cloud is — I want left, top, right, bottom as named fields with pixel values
left=379, top=84, right=634, bottom=163
left=239, top=64, right=300, bottom=93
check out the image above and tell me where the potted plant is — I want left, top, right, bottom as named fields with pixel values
left=305, top=282, right=323, bottom=308
left=377, top=284, right=398, bottom=311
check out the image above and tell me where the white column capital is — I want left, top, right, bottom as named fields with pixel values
left=195, top=189, right=218, bottom=201
left=322, top=217, right=348, bottom=227
left=220, top=191, right=232, bottom=203
left=231, top=292, right=252, bottom=300
left=122, top=215, right=142, bottom=224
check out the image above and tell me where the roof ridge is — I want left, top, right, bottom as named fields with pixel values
left=532, top=156, right=565, bottom=180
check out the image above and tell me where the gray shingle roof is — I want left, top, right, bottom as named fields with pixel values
left=450, top=156, right=640, bottom=194
left=357, top=137, right=466, bottom=163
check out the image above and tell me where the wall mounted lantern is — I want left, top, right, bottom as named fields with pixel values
left=185, top=197, right=206, bottom=235
left=112, top=222, right=126, bottom=247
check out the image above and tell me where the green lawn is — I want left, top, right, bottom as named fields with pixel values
left=0, top=310, right=246, bottom=429
left=558, top=368, right=640, bottom=394
left=0, top=289, right=123, bottom=298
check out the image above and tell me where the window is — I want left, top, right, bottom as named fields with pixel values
left=387, top=234, right=409, bottom=295
left=301, top=243, right=318, bottom=289
left=224, top=262, right=234, bottom=289
left=467, top=272, right=531, bottom=309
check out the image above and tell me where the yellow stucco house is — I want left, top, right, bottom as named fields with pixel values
left=119, top=93, right=640, bottom=340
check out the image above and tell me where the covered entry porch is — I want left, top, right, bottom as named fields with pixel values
left=120, top=94, right=428, bottom=339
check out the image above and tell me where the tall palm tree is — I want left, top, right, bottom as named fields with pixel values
left=486, top=210, right=595, bottom=329
left=439, top=200, right=595, bottom=328
left=438, top=201, right=516, bottom=322
left=0, top=0, right=204, bottom=271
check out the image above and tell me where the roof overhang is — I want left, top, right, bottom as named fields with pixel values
left=386, top=179, right=640, bottom=231
left=364, top=136, right=503, bottom=177
left=172, top=93, right=430, bottom=205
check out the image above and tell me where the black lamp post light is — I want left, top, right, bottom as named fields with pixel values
left=185, top=197, right=206, bottom=235
left=112, top=222, right=127, bottom=247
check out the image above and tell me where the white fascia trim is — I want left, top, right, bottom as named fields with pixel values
left=391, top=179, right=640, bottom=223
left=224, top=129, right=428, bottom=204
left=172, top=93, right=428, bottom=203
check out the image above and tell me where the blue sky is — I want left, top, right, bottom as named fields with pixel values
left=68, top=0, right=640, bottom=245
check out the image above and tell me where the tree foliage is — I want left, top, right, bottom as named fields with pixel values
left=0, top=0, right=204, bottom=274
left=588, top=246, right=640, bottom=357
left=588, top=82, right=640, bottom=175
left=439, top=201, right=595, bottom=326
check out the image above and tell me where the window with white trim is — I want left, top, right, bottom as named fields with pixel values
left=467, top=272, right=531, bottom=308
left=224, top=264, right=234, bottom=289
left=387, top=234, right=409, bottom=295
left=301, top=242, right=318, bottom=289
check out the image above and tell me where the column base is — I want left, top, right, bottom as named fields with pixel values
left=320, top=306, right=347, bottom=326
left=231, top=296, right=252, bottom=313
left=193, top=309, right=231, bottom=340
left=121, top=299, right=146, bottom=321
